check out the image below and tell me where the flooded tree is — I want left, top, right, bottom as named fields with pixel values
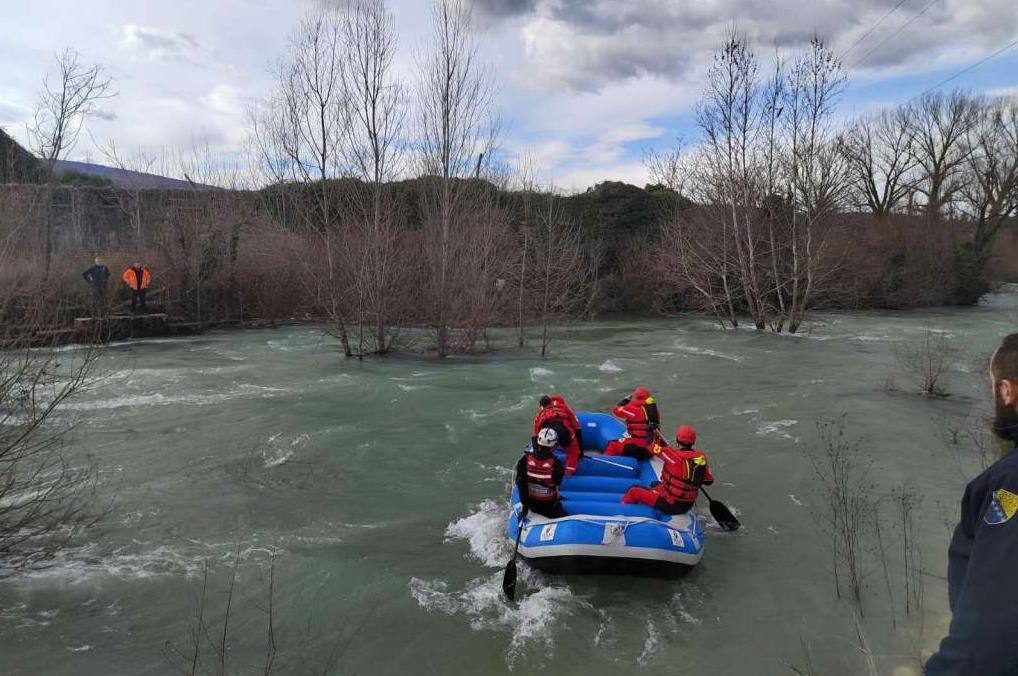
left=893, top=326, right=957, bottom=397
left=250, top=7, right=354, bottom=356
left=415, top=0, right=501, bottom=356
left=664, top=34, right=846, bottom=333
left=340, top=0, right=411, bottom=355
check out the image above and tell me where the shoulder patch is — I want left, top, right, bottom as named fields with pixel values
left=984, top=489, right=1018, bottom=526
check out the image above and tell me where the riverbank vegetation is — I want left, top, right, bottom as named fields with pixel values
left=2, top=0, right=1017, bottom=355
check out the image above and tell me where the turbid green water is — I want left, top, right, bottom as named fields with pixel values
left=2, top=295, right=1016, bottom=675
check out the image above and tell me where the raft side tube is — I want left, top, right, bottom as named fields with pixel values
left=576, top=412, right=626, bottom=451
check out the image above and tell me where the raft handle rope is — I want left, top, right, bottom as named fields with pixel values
left=519, top=514, right=696, bottom=539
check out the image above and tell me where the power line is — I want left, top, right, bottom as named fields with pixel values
left=916, top=37, right=1018, bottom=97
left=851, top=0, right=938, bottom=69
left=839, top=0, right=911, bottom=60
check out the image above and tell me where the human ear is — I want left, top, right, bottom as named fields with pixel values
left=1001, top=379, right=1018, bottom=407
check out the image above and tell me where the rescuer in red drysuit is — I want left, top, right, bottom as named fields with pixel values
left=532, top=394, right=584, bottom=475
left=515, top=427, right=567, bottom=518
left=603, top=386, right=661, bottom=460
left=621, top=425, right=714, bottom=515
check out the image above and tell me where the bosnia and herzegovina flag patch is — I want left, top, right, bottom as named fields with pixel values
left=985, top=489, right=1018, bottom=526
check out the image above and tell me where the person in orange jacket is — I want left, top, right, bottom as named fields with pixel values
left=532, top=394, right=583, bottom=475
left=121, top=261, right=152, bottom=313
left=621, top=425, right=714, bottom=515
left=604, top=386, right=661, bottom=460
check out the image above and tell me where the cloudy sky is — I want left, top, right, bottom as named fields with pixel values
left=2, top=0, right=1017, bottom=191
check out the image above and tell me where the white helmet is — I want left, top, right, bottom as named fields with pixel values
left=536, top=428, right=559, bottom=448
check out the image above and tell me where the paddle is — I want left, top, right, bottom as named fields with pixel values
left=502, top=506, right=529, bottom=602
left=585, top=456, right=638, bottom=472
left=699, top=487, right=740, bottom=531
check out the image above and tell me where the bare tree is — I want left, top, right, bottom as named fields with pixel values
left=0, top=228, right=104, bottom=572
left=782, top=37, right=848, bottom=332
left=908, top=90, right=979, bottom=223
left=893, top=326, right=957, bottom=397
left=95, top=140, right=161, bottom=248
left=340, top=0, right=410, bottom=355
left=416, top=0, right=497, bottom=356
left=526, top=190, right=594, bottom=357
left=954, top=95, right=1018, bottom=302
left=695, top=32, right=768, bottom=330
left=804, top=418, right=878, bottom=613
left=250, top=9, right=354, bottom=355
left=26, top=48, right=114, bottom=275
left=841, top=107, right=916, bottom=219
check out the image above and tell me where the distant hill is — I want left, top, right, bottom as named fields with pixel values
left=52, top=160, right=199, bottom=190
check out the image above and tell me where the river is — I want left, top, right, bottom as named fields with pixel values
left=2, top=294, right=1016, bottom=675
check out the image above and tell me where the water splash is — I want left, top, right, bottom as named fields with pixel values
left=529, top=367, right=554, bottom=380
left=598, top=360, right=622, bottom=373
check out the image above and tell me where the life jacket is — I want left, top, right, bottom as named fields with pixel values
left=659, top=448, right=711, bottom=505
left=612, top=396, right=660, bottom=445
left=122, top=266, right=151, bottom=290
left=525, top=454, right=559, bottom=502
left=533, top=400, right=578, bottom=437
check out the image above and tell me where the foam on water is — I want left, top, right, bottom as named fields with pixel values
left=262, top=433, right=309, bottom=468
left=598, top=360, right=622, bottom=372
left=636, top=619, right=660, bottom=665
left=62, top=384, right=292, bottom=411
left=674, top=343, right=744, bottom=362
left=462, top=395, right=532, bottom=421
left=529, top=367, right=554, bottom=380
left=445, top=499, right=509, bottom=568
left=7, top=543, right=207, bottom=583
left=756, top=419, right=799, bottom=441
left=409, top=575, right=586, bottom=667
left=410, top=500, right=597, bottom=666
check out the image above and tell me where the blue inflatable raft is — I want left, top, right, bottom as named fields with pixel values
left=507, top=412, right=706, bottom=577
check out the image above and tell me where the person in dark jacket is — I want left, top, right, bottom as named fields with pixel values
left=82, top=256, right=110, bottom=317
left=926, top=333, right=1018, bottom=675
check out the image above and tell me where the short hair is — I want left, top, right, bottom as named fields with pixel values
left=539, top=395, right=551, bottom=407
left=990, top=333, right=1018, bottom=382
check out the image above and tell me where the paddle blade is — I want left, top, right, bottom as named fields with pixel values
left=709, top=499, right=741, bottom=531
left=502, top=560, right=518, bottom=601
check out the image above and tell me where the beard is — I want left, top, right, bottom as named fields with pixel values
left=992, top=395, right=1018, bottom=443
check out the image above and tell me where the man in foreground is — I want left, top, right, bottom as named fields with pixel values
left=926, top=333, right=1018, bottom=674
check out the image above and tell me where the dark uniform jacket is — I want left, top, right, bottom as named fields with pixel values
left=926, top=446, right=1018, bottom=675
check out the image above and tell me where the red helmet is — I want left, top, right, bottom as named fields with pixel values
left=676, top=425, right=697, bottom=446
left=633, top=386, right=651, bottom=400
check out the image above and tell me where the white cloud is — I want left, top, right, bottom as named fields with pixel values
left=120, top=24, right=201, bottom=62
left=507, top=0, right=1018, bottom=92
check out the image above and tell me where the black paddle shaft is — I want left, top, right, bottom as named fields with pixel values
left=502, top=508, right=528, bottom=602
